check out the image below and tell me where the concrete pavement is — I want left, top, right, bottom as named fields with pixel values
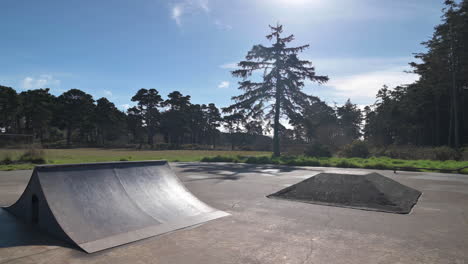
left=1, top=162, right=467, bottom=263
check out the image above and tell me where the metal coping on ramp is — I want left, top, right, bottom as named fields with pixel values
left=4, top=160, right=229, bottom=253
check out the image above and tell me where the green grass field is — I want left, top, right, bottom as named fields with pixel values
left=201, top=155, right=468, bottom=174
left=0, top=148, right=269, bottom=171
left=1, top=148, right=467, bottom=174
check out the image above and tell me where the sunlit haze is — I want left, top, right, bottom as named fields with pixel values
left=0, top=0, right=444, bottom=110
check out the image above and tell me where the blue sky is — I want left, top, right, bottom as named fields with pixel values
left=0, top=0, right=445, bottom=110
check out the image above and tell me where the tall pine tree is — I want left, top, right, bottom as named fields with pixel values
left=225, top=24, right=328, bottom=156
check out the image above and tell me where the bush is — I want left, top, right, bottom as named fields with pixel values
left=336, top=159, right=359, bottom=168
left=339, top=141, right=370, bottom=158
left=1, top=155, right=13, bottom=165
left=372, top=145, right=462, bottom=161
left=19, top=147, right=46, bottom=164
left=201, top=155, right=237, bottom=163
left=304, top=143, right=332, bottom=158
left=433, top=146, right=461, bottom=161
left=245, top=156, right=272, bottom=164
left=363, top=163, right=391, bottom=170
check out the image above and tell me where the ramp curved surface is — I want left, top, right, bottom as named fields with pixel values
left=5, top=161, right=229, bottom=253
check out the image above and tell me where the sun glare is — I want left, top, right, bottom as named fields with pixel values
left=279, top=0, right=311, bottom=5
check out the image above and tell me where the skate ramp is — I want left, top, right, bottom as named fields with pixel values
left=5, top=161, right=229, bottom=253
left=267, top=172, right=421, bottom=214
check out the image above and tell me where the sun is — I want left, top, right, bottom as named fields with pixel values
left=278, top=0, right=311, bottom=5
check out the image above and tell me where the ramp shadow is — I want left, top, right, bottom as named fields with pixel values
left=0, top=208, right=74, bottom=249
left=177, top=163, right=299, bottom=182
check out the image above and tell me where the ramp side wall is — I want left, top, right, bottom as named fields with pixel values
left=5, top=170, right=74, bottom=245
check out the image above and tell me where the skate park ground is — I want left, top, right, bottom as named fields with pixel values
left=1, top=162, right=467, bottom=263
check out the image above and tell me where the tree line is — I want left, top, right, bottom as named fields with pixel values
left=0, top=83, right=364, bottom=151
left=0, top=87, right=227, bottom=147
left=2, top=1, right=466, bottom=154
left=364, top=0, right=468, bottom=148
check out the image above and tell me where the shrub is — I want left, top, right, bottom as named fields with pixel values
left=433, top=146, right=461, bottom=161
left=304, top=143, right=332, bottom=158
left=1, top=155, right=13, bottom=165
left=201, top=155, right=236, bottom=162
left=363, top=163, right=391, bottom=170
left=239, top=146, right=253, bottom=151
left=19, top=147, right=46, bottom=164
left=336, top=159, right=359, bottom=168
left=373, top=145, right=462, bottom=161
left=340, top=141, right=370, bottom=158
left=245, top=156, right=272, bottom=164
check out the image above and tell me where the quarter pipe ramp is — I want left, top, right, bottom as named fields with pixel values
left=4, top=160, right=229, bottom=253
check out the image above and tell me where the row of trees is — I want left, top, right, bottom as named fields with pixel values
left=5, top=0, right=465, bottom=154
left=364, top=0, right=468, bottom=148
left=0, top=86, right=226, bottom=147
left=0, top=83, right=364, bottom=150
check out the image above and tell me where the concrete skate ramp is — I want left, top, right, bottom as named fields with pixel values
left=5, top=161, right=229, bottom=253
left=267, top=173, right=421, bottom=214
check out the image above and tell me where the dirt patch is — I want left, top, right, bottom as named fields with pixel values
left=267, top=173, right=421, bottom=214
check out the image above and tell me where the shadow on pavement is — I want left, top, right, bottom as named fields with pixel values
left=0, top=208, right=73, bottom=249
left=176, top=162, right=300, bottom=183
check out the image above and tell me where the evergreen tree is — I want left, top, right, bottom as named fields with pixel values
left=127, top=106, right=145, bottom=148
left=203, top=103, right=222, bottom=147
left=56, top=89, right=95, bottom=146
left=95, top=97, right=126, bottom=145
left=225, top=24, right=328, bottom=156
left=131, top=88, right=163, bottom=147
left=19, top=88, right=55, bottom=142
left=223, top=112, right=243, bottom=150
left=161, top=91, right=191, bottom=144
left=0, top=85, right=19, bottom=133
left=336, top=99, right=363, bottom=143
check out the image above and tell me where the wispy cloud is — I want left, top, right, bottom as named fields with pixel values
left=312, top=56, right=414, bottom=75
left=218, top=81, right=230, bottom=89
left=103, top=90, right=113, bottom=97
left=21, top=74, right=61, bottom=90
left=219, top=62, right=237, bottom=69
left=326, top=66, right=419, bottom=102
left=299, top=56, right=420, bottom=104
left=171, top=4, right=183, bottom=26
left=120, top=104, right=131, bottom=111
left=170, top=0, right=210, bottom=26
left=214, top=19, right=232, bottom=31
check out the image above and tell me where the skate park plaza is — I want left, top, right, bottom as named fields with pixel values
left=1, top=161, right=467, bottom=264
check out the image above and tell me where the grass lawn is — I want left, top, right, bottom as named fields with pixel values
left=0, top=148, right=270, bottom=171
left=201, top=155, right=468, bottom=174
left=1, top=148, right=467, bottom=174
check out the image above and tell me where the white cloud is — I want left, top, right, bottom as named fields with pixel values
left=197, top=0, right=209, bottom=12
left=170, top=0, right=210, bottom=26
left=326, top=66, right=419, bottom=102
left=214, top=19, right=232, bottom=31
left=220, top=62, right=237, bottom=69
left=218, top=81, right=230, bottom=89
left=172, top=4, right=183, bottom=26
left=311, top=56, right=414, bottom=76
left=21, top=74, right=61, bottom=90
left=103, top=90, right=113, bottom=97
left=120, top=104, right=131, bottom=110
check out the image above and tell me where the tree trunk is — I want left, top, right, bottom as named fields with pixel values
left=449, top=23, right=460, bottom=148
left=231, top=132, right=235, bottom=150
left=66, top=127, right=72, bottom=146
left=435, top=96, right=440, bottom=146
left=148, top=128, right=154, bottom=147
left=273, top=87, right=281, bottom=157
left=272, top=33, right=282, bottom=157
